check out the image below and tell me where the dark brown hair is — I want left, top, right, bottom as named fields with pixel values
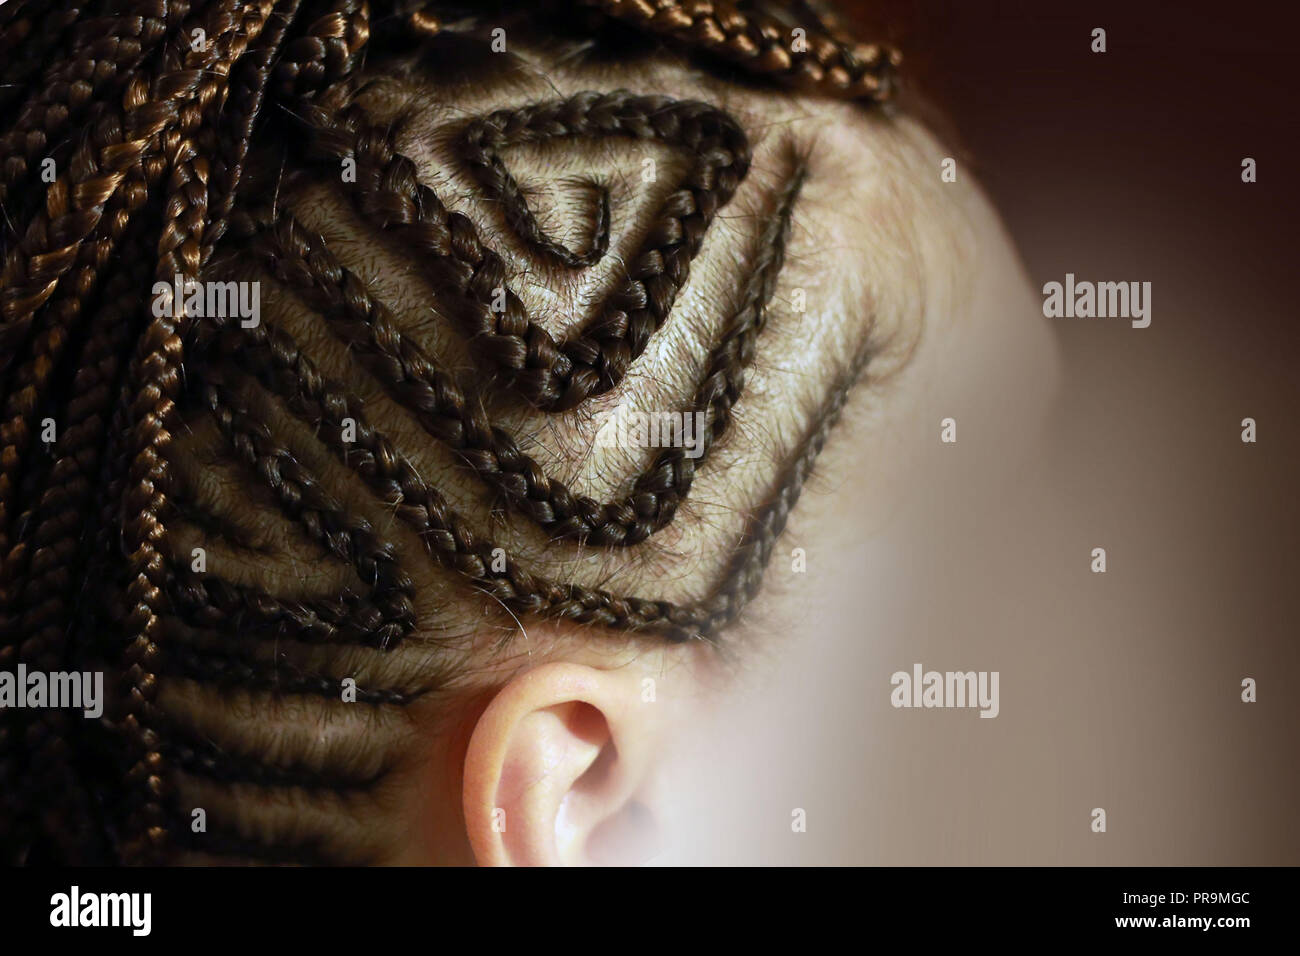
left=0, top=0, right=898, bottom=864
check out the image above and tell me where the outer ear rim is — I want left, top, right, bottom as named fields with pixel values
left=461, top=660, right=659, bottom=866
left=461, top=670, right=517, bottom=867
left=461, top=663, right=597, bottom=866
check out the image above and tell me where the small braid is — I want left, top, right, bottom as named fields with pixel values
left=273, top=0, right=371, bottom=99
left=204, top=0, right=306, bottom=254
left=457, top=117, right=613, bottom=268
left=169, top=566, right=410, bottom=647
left=580, top=0, right=901, bottom=102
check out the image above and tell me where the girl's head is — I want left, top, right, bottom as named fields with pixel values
left=0, top=0, right=1052, bottom=864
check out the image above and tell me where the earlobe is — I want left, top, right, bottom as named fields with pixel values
left=462, top=661, right=664, bottom=866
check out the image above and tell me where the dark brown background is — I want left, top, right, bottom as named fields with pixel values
left=844, top=0, right=1299, bottom=356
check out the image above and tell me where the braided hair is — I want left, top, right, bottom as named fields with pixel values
left=0, top=0, right=900, bottom=864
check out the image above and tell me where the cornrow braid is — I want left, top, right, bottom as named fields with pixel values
left=0, top=0, right=897, bottom=864
left=201, top=379, right=418, bottom=649
left=300, top=90, right=751, bottom=410
left=169, top=567, right=413, bottom=647
left=250, top=120, right=805, bottom=547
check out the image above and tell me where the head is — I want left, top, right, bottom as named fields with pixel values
left=0, top=0, right=1055, bottom=865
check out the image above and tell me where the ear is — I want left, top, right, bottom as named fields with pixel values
left=462, top=661, right=667, bottom=866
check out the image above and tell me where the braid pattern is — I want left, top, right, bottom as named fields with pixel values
left=0, top=0, right=895, bottom=864
left=253, top=125, right=805, bottom=547
left=302, top=91, right=751, bottom=410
